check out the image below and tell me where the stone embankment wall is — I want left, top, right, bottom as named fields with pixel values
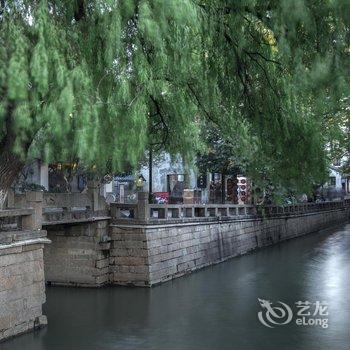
left=0, top=188, right=107, bottom=342
left=44, top=219, right=110, bottom=287
left=109, top=208, right=350, bottom=286
left=0, top=230, right=49, bottom=341
left=42, top=199, right=350, bottom=288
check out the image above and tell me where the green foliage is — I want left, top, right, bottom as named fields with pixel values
left=197, top=120, right=253, bottom=175
left=0, top=0, right=349, bottom=194
left=194, top=0, right=349, bottom=194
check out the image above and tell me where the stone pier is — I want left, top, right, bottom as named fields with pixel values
left=44, top=219, right=111, bottom=287
left=0, top=198, right=50, bottom=341
left=7, top=184, right=111, bottom=288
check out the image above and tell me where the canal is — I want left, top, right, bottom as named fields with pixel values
left=1, top=223, right=350, bottom=350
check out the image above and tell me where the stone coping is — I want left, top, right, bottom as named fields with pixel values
left=0, top=237, right=51, bottom=251
left=42, top=216, right=111, bottom=226
left=0, top=208, right=34, bottom=218
left=0, top=229, right=47, bottom=245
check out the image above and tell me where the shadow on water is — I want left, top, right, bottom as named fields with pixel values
left=1, top=223, right=350, bottom=350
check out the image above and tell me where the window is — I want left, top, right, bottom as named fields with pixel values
left=329, top=176, right=336, bottom=187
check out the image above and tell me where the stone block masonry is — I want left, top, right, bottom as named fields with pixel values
left=0, top=189, right=109, bottom=342
left=44, top=219, right=110, bottom=287
left=42, top=200, right=350, bottom=288
left=0, top=231, right=50, bottom=341
left=109, top=207, right=350, bottom=286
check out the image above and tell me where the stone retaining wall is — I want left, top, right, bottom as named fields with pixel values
left=109, top=208, right=350, bottom=286
left=42, top=206, right=350, bottom=288
left=0, top=232, right=49, bottom=341
left=44, top=219, right=110, bottom=287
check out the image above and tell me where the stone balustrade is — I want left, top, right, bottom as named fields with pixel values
left=43, top=192, right=92, bottom=210
left=0, top=208, right=35, bottom=231
left=0, top=206, right=49, bottom=246
left=8, top=183, right=109, bottom=226
left=110, top=192, right=350, bottom=224
left=42, top=190, right=108, bottom=226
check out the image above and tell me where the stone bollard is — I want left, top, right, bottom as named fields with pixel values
left=137, top=192, right=149, bottom=221
left=22, top=191, right=43, bottom=230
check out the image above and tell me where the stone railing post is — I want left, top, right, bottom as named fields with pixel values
left=22, top=191, right=43, bottom=230
left=87, top=180, right=100, bottom=211
left=137, top=192, right=149, bottom=221
left=164, top=207, right=169, bottom=219
left=214, top=206, right=219, bottom=217
left=244, top=206, right=248, bottom=216
left=7, top=189, right=14, bottom=208
left=110, top=203, right=120, bottom=219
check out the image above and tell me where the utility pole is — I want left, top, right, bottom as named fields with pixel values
left=148, top=147, right=153, bottom=195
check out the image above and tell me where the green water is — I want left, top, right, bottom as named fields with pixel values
left=2, top=223, right=350, bottom=350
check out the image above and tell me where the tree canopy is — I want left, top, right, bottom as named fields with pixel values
left=1, top=0, right=349, bottom=201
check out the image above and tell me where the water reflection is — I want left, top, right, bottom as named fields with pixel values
left=1, top=223, right=350, bottom=350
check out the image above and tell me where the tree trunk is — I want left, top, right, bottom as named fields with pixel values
left=0, top=150, right=23, bottom=209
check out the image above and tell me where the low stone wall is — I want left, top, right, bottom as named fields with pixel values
left=0, top=231, right=49, bottom=341
left=44, top=219, right=110, bottom=287
left=109, top=207, right=350, bottom=286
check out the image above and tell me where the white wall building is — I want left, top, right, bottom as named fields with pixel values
left=328, top=167, right=343, bottom=189
left=140, top=153, right=196, bottom=193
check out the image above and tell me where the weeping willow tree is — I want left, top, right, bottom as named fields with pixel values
left=0, top=0, right=202, bottom=206
left=195, top=0, right=350, bottom=195
left=0, top=0, right=349, bottom=206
